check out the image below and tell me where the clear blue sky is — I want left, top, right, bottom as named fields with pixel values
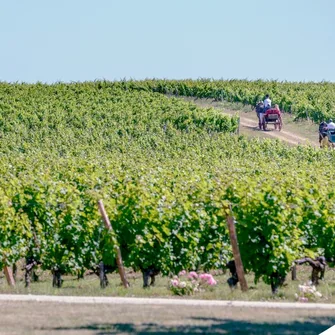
left=1, top=0, right=334, bottom=83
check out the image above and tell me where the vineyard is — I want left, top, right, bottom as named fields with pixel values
left=0, top=80, right=335, bottom=294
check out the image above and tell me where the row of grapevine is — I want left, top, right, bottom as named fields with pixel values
left=1, top=147, right=335, bottom=289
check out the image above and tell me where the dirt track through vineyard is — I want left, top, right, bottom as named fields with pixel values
left=186, top=97, right=320, bottom=148
left=238, top=116, right=318, bottom=147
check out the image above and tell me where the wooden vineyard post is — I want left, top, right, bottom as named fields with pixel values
left=98, top=200, right=129, bottom=288
left=3, top=264, right=15, bottom=287
left=291, top=264, right=297, bottom=281
left=226, top=206, right=248, bottom=292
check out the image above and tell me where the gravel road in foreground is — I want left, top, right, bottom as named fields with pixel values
left=1, top=294, right=335, bottom=309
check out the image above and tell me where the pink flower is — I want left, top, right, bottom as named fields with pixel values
left=178, top=270, right=187, bottom=276
left=188, top=271, right=198, bottom=279
left=207, top=278, right=217, bottom=286
left=199, top=273, right=217, bottom=286
left=170, top=279, right=179, bottom=287
left=199, top=273, right=210, bottom=280
left=199, top=273, right=216, bottom=285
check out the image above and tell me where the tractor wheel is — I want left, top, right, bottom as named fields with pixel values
left=278, top=121, right=282, bottom=131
